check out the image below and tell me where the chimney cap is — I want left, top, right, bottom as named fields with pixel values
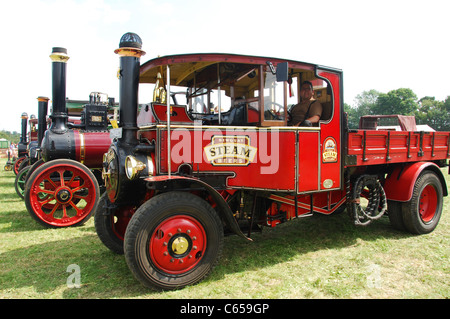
left=52, top=47, right=67, bottom=54
left=119, top=32, right=142, bottom=49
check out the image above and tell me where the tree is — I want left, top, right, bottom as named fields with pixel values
left=374, top=88, right=418, bottom=115
left=415, top=96, right=450, bottom=131
left=345, top=90, right=381, bottom=129
left=0, top=130, right=20, bottom=144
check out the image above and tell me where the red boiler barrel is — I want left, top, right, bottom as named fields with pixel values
left=73, top=130, right=111, bottom=167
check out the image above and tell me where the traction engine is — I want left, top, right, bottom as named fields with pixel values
left=23, top=47, right=113, bottom=228
left=13, top=112, right=32, bottom=174
left=14, top=97, right=49, bottom=198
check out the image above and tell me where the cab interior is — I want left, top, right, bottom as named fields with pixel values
left=139, top=57, right=333, bottom=127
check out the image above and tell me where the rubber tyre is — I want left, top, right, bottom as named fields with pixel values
left=387, top=200, right=406, bottom=231
left=24, top=159, right=45, bottom=186
left=24, top=159, right=100, bottom=228
left=95, top=193, right=136, bottom=254
left=124, top=192, right=224, bottom=290
left=14, top=165, right=30, bottom=199
left=402, top=171, right=443, bottom=234
left=14, top=156, right=27, bottom=175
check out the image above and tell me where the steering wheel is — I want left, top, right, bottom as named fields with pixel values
left=264, top=102, right=284, bottom=120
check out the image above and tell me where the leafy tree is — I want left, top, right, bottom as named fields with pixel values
left=415, top=96, right=450, bottom=131
left=374, top=88, right=418, bottom=115
left=344, top=90, right=381, bottom=129
left=345, top=88, right=450, bottom=131
left=0, top=130, right=20, bottom=144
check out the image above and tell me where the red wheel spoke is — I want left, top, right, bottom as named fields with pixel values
left=48, top=202, right=61, bottom=217
left=66, top=174, right=76, bottom=187
left=58, top=169, right=65, bottom=187
left=44, top=175, right=59, bottom=189
left=37, top=196, right=55, bottom=207
left=36, top=187, right=56, bottom=195
left=68, top=201, right=82, bottom=215
left=72, top=193, right=88, bottom=200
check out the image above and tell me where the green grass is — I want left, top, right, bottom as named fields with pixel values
left=0, top=157, right=448, bottom=299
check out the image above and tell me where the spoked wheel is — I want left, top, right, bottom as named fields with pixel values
left=95, top=193, right=137, bottom=254
left=24, top=159, right=45, bottom=186
left=14, top=156, right=27, bottom=175
left=24, top=159, right=100, bottom=228
left=14, top=165, right=30, bottom=199
left=124, top=192, right=224, bottom=290
left=402, top=171, right=443, bottom=234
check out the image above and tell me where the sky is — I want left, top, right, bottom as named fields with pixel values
left=0, top=0, right=449, bottom=132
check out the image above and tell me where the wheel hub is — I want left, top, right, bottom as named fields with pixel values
left=170, top=235, right=191, bottom=256
left=150, top=215, right=206, bottom=274
left=56, top=187, right=72, bottom=204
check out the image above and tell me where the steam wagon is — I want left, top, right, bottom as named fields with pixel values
left=94, top=33, right=448, bottom=290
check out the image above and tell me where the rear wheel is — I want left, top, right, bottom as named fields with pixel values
left=24, top=159, right=100, bottom=228
left=124, top=192, right=224, bottom=290
left=387, top=200, right=406, bottom=231
left=402, top=171, right=443, bottom=234
left=95, top=193, right=136, bottom=254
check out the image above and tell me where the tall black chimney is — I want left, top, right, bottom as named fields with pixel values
left=114, top=32, right=145, bottom=145
left=20, top=112, right=28, bottom=144
left=49, top=47, right=69, bottom=134
left=37, top=97, right=49, bottom=145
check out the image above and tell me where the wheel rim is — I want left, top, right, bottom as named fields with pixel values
left=149, top=215, right=206, bottom=275
left=419, top=184, right=438, bottom=223
left=14, top=157, right=26, bottom=175
left=28, top=164, right=97, bottom=226
left=111, top=206, right=135, bottom=240
left=16, top=167, right=29, bottom=197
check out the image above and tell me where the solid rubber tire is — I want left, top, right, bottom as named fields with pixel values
left=401, top=171, right=443, bottom=234
left=124, top=191, right=224, bottom=290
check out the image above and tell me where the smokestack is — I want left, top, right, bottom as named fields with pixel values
left=37, top=97, right=49, bottom=145
left=114, top=32, right=146, bottom=144
left=49, top=47, right=69, bottom=133
left=20, top=112, right=28, bottom=144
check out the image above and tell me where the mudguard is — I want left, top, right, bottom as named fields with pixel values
left=383, top=162, right=447, bottom=202
left=145, top=175, right=252, bottom=241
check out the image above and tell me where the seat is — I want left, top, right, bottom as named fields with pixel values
left=320, top=101, right=332, bottom=122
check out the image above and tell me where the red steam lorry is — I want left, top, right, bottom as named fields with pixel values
left=95, top=33, right=449, bottom=290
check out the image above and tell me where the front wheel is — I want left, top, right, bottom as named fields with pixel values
left=124, top=192, right=224, bottom=290
left=24, top=159, right=100, bottom=228
left=402, top=171, right=443, bottom=234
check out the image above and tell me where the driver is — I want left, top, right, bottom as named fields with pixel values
left=289, top=80, right=322, bottom=126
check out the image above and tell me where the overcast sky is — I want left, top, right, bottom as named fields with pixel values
left=1, top=0, right=449, bottom=132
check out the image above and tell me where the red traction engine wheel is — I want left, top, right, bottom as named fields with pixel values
left=24, top=159, right=100, bottom=228
left=14, top=156, right=27, bottom=175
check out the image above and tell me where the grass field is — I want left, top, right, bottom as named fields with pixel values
left=0, top=157, right=448, bottom=299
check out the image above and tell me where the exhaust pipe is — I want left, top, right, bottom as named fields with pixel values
left=49, top=47, right=69, bottom=134
left=20, top=112, right=28, bottom=144
left=17, top=112, right=29, bottom=157
left=37, top=97, right=49, bottom=145
left=114, top=32, right=146, bottom=145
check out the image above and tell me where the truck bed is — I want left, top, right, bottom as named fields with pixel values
left=346, top=129, right=450, bottom=167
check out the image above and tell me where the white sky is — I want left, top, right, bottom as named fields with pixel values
left=1, top=0, right=449, bottom=132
